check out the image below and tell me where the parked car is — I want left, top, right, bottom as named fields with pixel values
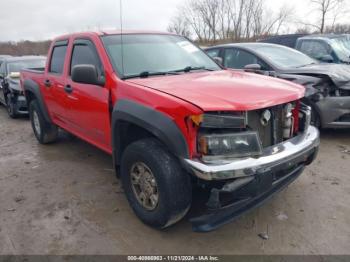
left=21, top=31, right=319, bottom=232
left=205, top=43, right=350, bottom=129
left=0, top=56, right=46, bottom=118
left=259, top=34, right=350, bottom=64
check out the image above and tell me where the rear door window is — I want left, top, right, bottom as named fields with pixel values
left=49, top=43, right=68, bottom=74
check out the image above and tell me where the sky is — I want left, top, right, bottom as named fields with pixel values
left=0, top=0, right=349, bottom=42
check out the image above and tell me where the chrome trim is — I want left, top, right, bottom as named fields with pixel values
left=184, top=126, right=320, bottom=181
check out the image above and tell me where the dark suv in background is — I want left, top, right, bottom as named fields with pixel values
left=0, top=56, right=46, bottom=118
left=259, top=34, right=350, bottom=64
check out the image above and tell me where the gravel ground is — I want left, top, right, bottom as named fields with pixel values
left=0, top=106, right=349, bottom=255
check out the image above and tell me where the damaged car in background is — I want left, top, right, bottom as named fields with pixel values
left=0, top=56, right=46, bottom=118
left=206, top=43, right=350, bottom=129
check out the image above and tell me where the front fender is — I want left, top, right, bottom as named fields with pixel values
left=111, top=99, right=189, bottom=166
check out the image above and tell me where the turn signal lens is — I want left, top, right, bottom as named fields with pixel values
left=190, top=114, right=203, bottom=126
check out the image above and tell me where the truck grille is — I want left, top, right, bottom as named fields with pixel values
left=247, top=105, right=285, bottom=148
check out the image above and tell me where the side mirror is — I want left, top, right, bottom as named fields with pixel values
left=244, top=64, right=262, bottom=72
left=320, top=55, right=334, bottom=63
left=213, top=56, right=223, bottom=66
left=71, top=64, right=105, bottom=86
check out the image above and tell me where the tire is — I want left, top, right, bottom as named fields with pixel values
left=310, top=107, right=321, bottom=129
left=29, top=100, right=58, bottom=144
left=6, top=93, right=17, bottom=119
left=120, top=138, right=192, bottom=229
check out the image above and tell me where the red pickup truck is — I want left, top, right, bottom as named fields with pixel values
left=21, top=31, right=320, bottom=232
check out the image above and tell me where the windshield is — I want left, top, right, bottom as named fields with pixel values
left=101, top=34, right=220, bottom=78
left=7, top=59, right=46, bottom=74
left=254, top=45, right=317, bottom=68
left=330, top=37, right=350, bottom=63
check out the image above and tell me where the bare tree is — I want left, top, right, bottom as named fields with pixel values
left=167, top=0, right=294, bottom=43
left=167, top=15, right=191, bottom=38
left=309, top=0, right=345, bottom=33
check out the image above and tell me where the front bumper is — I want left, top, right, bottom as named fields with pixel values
left=190, top=164, right=308, bottom=232
left=184, top=126, right=320, bottom=232
left=184, top=126, right=320, bottom=181
left=12, top=95, right=28, bottom=115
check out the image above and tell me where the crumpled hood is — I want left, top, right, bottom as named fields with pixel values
left=5, top=77, right=21, bottom=91
left=127, top=70, right=304, bottom=111
left=283, top=63, right=350, bottom=89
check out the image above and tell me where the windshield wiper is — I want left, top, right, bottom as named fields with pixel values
left=172, top=66, right=215, bottom=73
left=122, top=66, right=215, bottom=80
left=123, top=71, right=180, bottom=80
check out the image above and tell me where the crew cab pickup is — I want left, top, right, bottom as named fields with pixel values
left=20, top=31, right=320, bottom=232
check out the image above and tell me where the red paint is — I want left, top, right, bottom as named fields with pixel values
left=21, top=31, right=305, bottom=159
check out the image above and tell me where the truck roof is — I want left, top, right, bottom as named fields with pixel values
left=53, top=30, right=178, bottom=42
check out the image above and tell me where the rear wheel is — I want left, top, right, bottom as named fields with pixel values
left=29, top=100, right=58, bottom=144
left=120, top=138, right=192, bottom=229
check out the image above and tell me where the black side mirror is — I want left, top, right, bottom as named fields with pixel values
left=71, top=64, right=105, bottom=86
left=320, top=55, right=334, bottom=63
left=244, top=64, right=262, bottom=72
left=213, top=56, right=223, bottom=66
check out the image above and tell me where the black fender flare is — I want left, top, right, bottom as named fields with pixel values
left=23, top=79, right=52, bottom=123
left=112, top=99, right=190, bottom=166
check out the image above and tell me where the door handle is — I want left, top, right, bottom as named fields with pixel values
left=44, top=79, right=51, bottom=87
left=64, top=84, right=73, bottom=94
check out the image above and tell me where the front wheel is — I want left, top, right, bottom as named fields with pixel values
left=6, top=93, right=17, bottom=119
left=120, top=138, right=192, bottom=229
left=310, top=107, right=321, bottom=129
left=29, top=100, right=58, bottom=144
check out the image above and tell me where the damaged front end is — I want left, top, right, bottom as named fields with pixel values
left=184, top=103, right=319, bottom=232
left=279, top=72, right=350, bottom=129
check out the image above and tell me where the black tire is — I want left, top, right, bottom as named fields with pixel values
left=29, top=100, right=58, bottom=144
left=120, top=138, right=192, bottom=229
left=311, top=107, right=321, bottom=129
left=6, top=93, right=17, bottom=119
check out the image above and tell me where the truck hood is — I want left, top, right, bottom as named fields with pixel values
left=127, top=70, right=304, bottom=111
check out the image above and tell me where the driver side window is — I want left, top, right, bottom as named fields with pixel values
left=70, top=40, right=103, bottom=77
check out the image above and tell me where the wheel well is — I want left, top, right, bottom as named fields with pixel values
left=115, top=121, right=157, bottom=167
left=25, top=90, right=36, bottom=106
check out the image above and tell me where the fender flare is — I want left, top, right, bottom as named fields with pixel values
left=112, top=99, right=190, bottom=166
left=23, top=79, right=52, bottom=123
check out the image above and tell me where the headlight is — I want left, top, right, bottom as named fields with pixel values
left=198, top=131, right=263, bottom=159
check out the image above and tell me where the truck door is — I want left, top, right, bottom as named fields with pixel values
left=44, top=40, right=70, bottom=124
left=65, top=38, right=111, bottom=150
